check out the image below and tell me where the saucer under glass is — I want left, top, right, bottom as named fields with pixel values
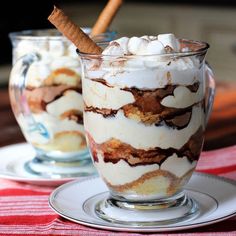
left=24, top=148, right=97, bottom=178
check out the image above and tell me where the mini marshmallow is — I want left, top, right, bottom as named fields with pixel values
left=114, top=37, right=129, bottom=54
left=173, top=57, right=194, bottom=70
left=16, top=40, right=50, bottom=59
left=49, top=40, right=65, bottom=57
left=15, top=40, right=39, bottom=60
left=127, top=37, right=148, bottom=55
left=102, top=42, right=124, bottom=56
left=26, top=61, right=51, bottom=87
left=50, top=56, right=79, bottom=70
left=145, top=40, right=165, bottom=55
left=158, top=33, right=180, bottom=52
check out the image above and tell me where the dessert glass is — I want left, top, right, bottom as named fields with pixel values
left=8, top=28, right=116, bottom=178
left=78, top=39, right=215, bottom=225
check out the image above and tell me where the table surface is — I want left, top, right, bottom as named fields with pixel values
left=0, top=81, right=235, bottom=236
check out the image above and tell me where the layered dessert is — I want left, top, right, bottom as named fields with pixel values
left=82, top=34, right=206, bottom=200
left=11, top=35, right=86, bottom=155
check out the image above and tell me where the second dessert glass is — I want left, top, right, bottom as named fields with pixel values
left=78, top=39, right=215, bottom=225
left=8, top=28, right=116, bottom=178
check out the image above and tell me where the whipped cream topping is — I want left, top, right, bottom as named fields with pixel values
left=84, top=34, right=202, bottom=90
left=102, top=33, right=180, bottom=56
left=17, top=112, right=85, bottom=145
left=15, top=39, right=72, bottom=60
left=86, top=59, right=202, bottom=89
left=13, top=38, right=80, bottom=88
left=96, top=153, right=196, bottom=186
left=84, top=105, right=204, bottom=149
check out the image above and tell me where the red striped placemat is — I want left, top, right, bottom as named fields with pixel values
left=0, top=145, right=235, bottom=236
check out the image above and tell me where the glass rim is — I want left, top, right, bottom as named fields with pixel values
left=78, top=38, right=209, bottom=58
left=8, top=28, right=116, bottom=41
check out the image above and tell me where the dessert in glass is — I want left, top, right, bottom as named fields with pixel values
left=8, top=28, right=116, bottom=178
left=79, top=33, right=215, bottom=225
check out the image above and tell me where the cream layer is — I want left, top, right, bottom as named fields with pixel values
left=161, top=85, right=204, bottom=108
left=83, top=79, right=135, bottom=109
left=161, top=154, right=197, bottom=177
left=83, top=79, right=203, bottom=110
left=46, top=90, right=83, bottom=117
left=17, top=112, right=84, bottom=144
left=95, top=153, right=195, bottom=186
left=84, top=105, right=204, bottom=149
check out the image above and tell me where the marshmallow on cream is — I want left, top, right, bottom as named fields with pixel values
left=102, top=33, right=180, bottom=56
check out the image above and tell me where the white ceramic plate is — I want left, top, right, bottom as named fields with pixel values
left=0, top=143, right=92, bottom=186
left=49, top=173, right=236, bottom=232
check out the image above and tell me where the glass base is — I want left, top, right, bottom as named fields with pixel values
left=95, top=191, right=199, bottom=226
left=24, top=151, right=97, bottom=178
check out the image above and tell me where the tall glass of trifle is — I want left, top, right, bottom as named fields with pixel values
left=79, top=34, right=215, bottom=225
left=8, top=28, right=116, bottom=178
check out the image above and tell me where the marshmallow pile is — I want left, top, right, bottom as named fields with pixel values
left=13, top=39, right=80, bottom=87
left=102, top=33, right=180, bottom=56
left=15, top=39, right=78, bottom=61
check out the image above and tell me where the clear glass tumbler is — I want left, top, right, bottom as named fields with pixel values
left=8, top=28, right=116, bottom=178
left=79, top=39, right=215, bottom=225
